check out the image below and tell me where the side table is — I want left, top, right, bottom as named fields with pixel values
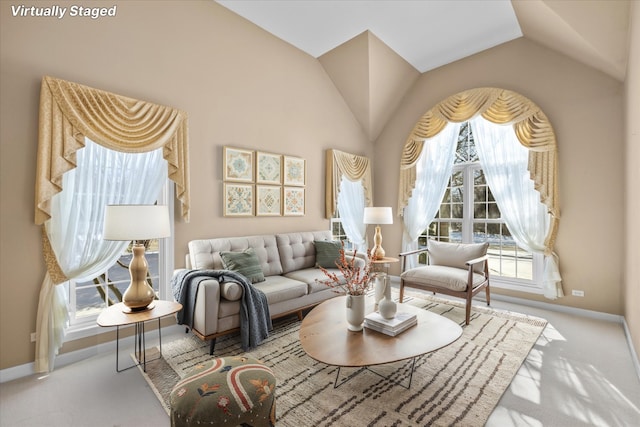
left=370, top=256, right=399, bottom=274
left=97, top=300, right=182, bottom=372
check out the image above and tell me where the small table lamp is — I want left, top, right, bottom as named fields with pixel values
left=363, top=207, right=393, bottom=260
left=103, top=205, right=170, bottom=312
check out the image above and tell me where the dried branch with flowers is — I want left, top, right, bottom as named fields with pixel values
left=316, top=242, right=373, bottom=296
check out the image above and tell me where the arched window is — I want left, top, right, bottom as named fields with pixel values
left=398, top=88, right=562, bottom=298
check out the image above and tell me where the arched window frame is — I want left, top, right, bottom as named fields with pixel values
left=398, top=88, right=561, bottom=298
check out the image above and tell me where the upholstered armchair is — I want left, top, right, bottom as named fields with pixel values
left=399, top=240, right=490, bottom=325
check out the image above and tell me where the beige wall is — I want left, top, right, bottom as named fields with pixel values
left=624, top=2, right=640, bottom=359
left=0, top=1, right=370, bottom=370
left=1, top=0, right=637, bottom=371
left=374, top=37, right=626, bottom=315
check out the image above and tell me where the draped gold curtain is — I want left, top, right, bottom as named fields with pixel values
left=325, top=149, right=373, bottom=218
left=398, top=87, right=559, bottom=251
left=35, top=76, right=190, bottom=228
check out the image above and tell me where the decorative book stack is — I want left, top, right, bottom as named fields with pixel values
left=364, top=311, right=417, bottom=336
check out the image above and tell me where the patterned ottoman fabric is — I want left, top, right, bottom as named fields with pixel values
left=170, top=356, right=276, bottom=427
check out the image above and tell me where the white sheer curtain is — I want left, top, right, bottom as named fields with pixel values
left=402, top=122, right=461, bottom=269
left=471, top=116, right=563, bottom=299
left=337, top=178, right=367, bottom=252
left=36, top=138, right=167, bottom=372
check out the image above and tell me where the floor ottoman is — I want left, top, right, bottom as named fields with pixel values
left=170, top=356, right=276, bottom=427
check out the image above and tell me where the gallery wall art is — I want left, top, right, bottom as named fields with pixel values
left=222, top=146, right=305, bottom=217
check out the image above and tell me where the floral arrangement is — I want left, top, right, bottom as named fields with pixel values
left=316, top=242, right=373, bottom=296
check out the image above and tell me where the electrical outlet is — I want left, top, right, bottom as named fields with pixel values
left=30, top=332, right=36, bottom=342
left=572, top=290, right=585, bottom=297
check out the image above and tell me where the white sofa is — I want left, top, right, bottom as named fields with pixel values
left=179, top=230, right=352, bottom=354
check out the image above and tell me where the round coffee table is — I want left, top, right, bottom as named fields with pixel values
left=299, top=296, right=462, bottom=388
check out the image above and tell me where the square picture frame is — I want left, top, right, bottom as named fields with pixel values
left=256, top=185, right=282, bottom=216
left=223, top=183, right=254, bottom=217
left=223, top=146, right=254, bottom=182
left=283, top=186, right=305, bottom=216
left=256, top=151, right=282, bottom=184
left=283, top=155, right=306, bottom=186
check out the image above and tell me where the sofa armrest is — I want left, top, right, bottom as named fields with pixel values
left=192, top=278, right=221, bottom=337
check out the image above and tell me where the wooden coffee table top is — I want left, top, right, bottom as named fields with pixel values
left=299, top=296, right=462, bottom=367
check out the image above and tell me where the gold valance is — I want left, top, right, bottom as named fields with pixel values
left=35, top=76, right=190, bottom=225
left=398, top=87, right=559, bottom=251
left=325, top=149, right=373, bottom=218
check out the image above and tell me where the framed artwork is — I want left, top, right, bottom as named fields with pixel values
left=256, top=185, right=282, bottom=216
left=283, top=186, right=305, bottom=216
left=283, top=155, right=306, bottom=186
left=223, top=183, right=254, bottom=216
left=223, top=146, right=254, bottom=182
left=256, top=152, right=282, bottom=184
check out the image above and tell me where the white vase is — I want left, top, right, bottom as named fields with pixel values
left=345, top=294, right=365, bottom=331
left=378, top=295, right=397, bottom=320
left=373, top=273, right=391, bottom=309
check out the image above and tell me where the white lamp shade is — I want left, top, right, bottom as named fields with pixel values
left=103, top=205, right=171, bottom=241
left=363, top=207, right=393, bottom=225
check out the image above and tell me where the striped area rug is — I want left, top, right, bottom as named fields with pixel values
left=140, top=293, right=546, bottom=426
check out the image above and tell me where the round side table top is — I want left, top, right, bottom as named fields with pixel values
left=370, top=257, right=399, bottom=264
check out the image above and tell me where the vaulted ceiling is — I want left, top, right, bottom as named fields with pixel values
left=216, top=0, right=630, bottom=140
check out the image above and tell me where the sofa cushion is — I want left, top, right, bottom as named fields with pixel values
left=253, top=276, right=308, bottom=305
left=283, top=268, right=340, bottom=294
left=276, top=231, right=333, bottom=273
left=428, top=239, right=488, bottom=273
left=220, top=248, right=265, bottom=283
left=314, top=240, right=342, bottom=268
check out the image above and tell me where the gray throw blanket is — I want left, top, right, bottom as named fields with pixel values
left=171, top=269, right=272, bottom=351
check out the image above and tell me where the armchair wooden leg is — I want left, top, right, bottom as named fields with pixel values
left=485, top=284, right=491, bottom=306
left=465, top=303, right=471, bottom=325
left=209, top=338, right=216, bottom=356
left=399, top=282, right=405, bottom=302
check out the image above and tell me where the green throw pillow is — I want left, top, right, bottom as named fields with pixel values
left=220, top=248, right=265, bottom=283
left=314, top=240, right=342, bottom=268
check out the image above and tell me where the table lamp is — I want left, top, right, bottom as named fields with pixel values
left=103, top=205, right=170, bottom=312
left=363, top=207, right=393, bottom=260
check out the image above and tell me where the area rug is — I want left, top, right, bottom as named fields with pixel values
left=139, top=293, right=547, bottom=426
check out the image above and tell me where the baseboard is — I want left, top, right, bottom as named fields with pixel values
left=622, top=317, right=640, bottom=382
left=489, top=293, right=623, bottom=323
left=0, top=324, right=185, bottom=384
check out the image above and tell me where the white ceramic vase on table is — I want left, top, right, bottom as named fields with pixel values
left=345, top=294, right=366, bottom=331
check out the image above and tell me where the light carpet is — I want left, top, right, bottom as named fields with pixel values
left=139, top=293, right=547, bottom=426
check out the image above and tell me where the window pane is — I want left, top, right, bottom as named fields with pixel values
left=474, top=185, right=486, bottom=202
left=452, top=203, right=463, bottom=219
left=488, top=202, right=500, bottom=219
left=439, top=204, right=451, bottom=218
left=74, top=280, right=106, bottom=319
left=474, top=203, right=486, bottom=219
